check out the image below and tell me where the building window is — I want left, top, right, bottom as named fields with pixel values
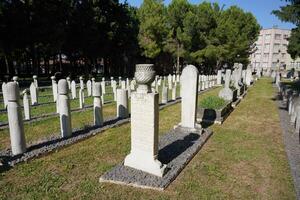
left=264, top=44, right=270, bottom=52
left=265, top=34, right=271, bottom=42
left=273, top=44, right=280, bottom=52
left=283, top=34, right=289, bottom=39
left=275, top=34, right=281, bottom=40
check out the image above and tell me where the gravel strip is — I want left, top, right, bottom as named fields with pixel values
left=277, top=92, right=300, bottom=199
left=99, top=127, right=212, bottom=190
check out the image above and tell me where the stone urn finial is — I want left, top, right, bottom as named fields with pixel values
left=134, top=64, right=155, bottom=93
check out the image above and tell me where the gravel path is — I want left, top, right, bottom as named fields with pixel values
left=277, top=93, right=300, bottom=199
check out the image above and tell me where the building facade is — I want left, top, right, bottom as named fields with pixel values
left=250, top=27, right=300, bottom=71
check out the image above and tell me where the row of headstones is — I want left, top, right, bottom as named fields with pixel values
left=4, top=70, right=217, bottom=157
left=280, top=82, right=300, bottom=134
left=218, top=64, right=254, bottom=101
left=4, top=73, right=181, bottom=155
left=5, top=79, right=120, bottom=155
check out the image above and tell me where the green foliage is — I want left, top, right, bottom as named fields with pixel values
left=199, top=95, right=226, bottom=110
left=137, top=0, right=168, bottom=59
left=273, top=0, right=300, bottom=59
left=137, top=0, right=260, bottom=72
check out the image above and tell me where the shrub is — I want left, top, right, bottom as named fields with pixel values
left=199, top=96, right=227, bottom=110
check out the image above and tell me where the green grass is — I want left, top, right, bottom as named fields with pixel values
left=0, top=79, right=295, bottom=199
left=199, top=96, right=227, bottom=110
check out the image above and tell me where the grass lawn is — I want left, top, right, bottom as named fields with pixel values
left=0, top=78, right=295, bottom=199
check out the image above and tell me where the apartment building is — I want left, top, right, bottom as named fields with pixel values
left=250, top=27, right=300, bottom=71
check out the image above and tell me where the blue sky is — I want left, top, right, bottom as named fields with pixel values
left=121, top=0, right=295, bottom=29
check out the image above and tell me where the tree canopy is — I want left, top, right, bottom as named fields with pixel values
left=0, top=0, right=260, bottom=78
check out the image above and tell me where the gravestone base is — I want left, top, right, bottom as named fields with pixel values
left=99, top=127, right=212, bottom=190
left=231, top=97, right=241, bottom=108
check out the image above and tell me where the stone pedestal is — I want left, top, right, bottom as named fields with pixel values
left=7, top=82, right=26, bottom=155
left=117, top=89, right=129, bottom=118
left=58, top=80, right=72, bottom=138
left=124, top=64, right=166, bottom=177
left=22, top=89, right=31, bottom=120
left=93, top=82, right=103, bottom=126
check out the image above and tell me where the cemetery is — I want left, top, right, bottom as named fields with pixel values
left=0, top=0, right=299, bottom=199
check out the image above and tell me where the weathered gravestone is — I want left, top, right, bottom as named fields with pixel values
left=58, top=79, right=72, bottom=138
left=219, top=69, right=233, bottom=101
left=124, top=64, right=166, bottom=177
left=7, top=82, right=26, bottom=155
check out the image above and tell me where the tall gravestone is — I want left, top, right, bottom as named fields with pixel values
left=217, top=70, right=222, bottom=85
left=124, top=64, right=166, bottom=177
left=87, top=80, right=92, bottom=96
left=172, top=82, right=177, bottom=101
left=219, top=70, right=233, bottom=101
left=22, top=89, right=31, bottom=120
left=245, top=68, right=252, bottom=86
left=112, top=80, right=117, bottom=101
left=30, top=82, right=38, bottom=105
left=33, top=75, right=38, bottom=87
left=7, top=82, right=26, bottom=155
left=117, top=89, right=129, bottom=118
left=58, top=79, right=72, bottom=138
left=80, top=77, right=85, bottom=108
left=91, top=78, right=96, bottom=96
left=161, top=85, right=168, bottom=104
left=71, top=80, right=76, bottom=99
left=67, top=77, right=71, bottom=90
left=93, top=82, right=103, bottom=126
left=51, top=76, right=58, bottom=102
left=180, top=65, right=199, bottom=130
left=2, top=82, right=8, bottom=109
left=101, top=78, right=106, bottom=94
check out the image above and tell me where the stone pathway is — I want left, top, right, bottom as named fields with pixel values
left=277, top=94, right=300, bottom=199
